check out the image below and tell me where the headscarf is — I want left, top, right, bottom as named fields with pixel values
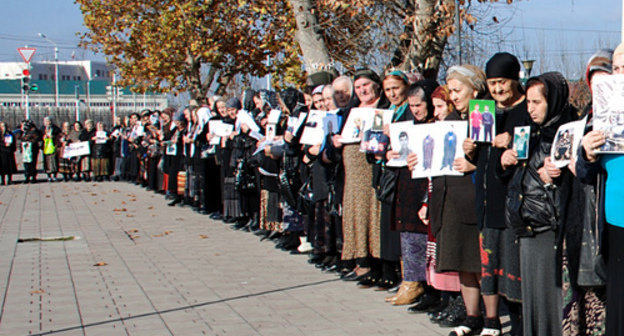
left=446, top=64, right=487, bottom=96
left=485, top=52, right=521, bottom=80
left=353, top=68, right=381, bottom=85
left=225, top=97, right=242, bottom=110
left=412, top=79, right=439, bottom=121
left=526, top=71, right=577, bottom=142
left=585, top=49, right=613, bottom=85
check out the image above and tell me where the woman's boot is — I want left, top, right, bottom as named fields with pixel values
left=392, top=281, right=424, bottom=306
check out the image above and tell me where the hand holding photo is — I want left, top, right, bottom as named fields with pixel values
left=468, top=99, right=496, bottom=143
left=513, top=126, right=530, bottom=160
left=550, top=117, right=586, bottom=168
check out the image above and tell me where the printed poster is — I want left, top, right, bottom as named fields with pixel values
left=62, top=141, right=91, bottom=158
left=386, top=121, right=413, bottom=167
left=592, top=75, right=624, bottom=153
left=550, top=117, right=587, bottom=168
left=468, top=99, right=496, bottom=143
left=299, top=110, right=327, bottom=145
left=340, top=108, right=393, bottom=144
left=410, top=121, right=467, bottom=179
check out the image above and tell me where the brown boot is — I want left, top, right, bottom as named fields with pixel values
left=385, top=281, right=404, bottom=302
left=392, top=281, right=424, bottom=306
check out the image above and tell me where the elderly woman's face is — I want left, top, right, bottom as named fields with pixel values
left=44, top=118, right=51, bottom=127
left=447, top=78, right=476, bottom=114
left=354, top=77, right=379, bottom=106
left=383, top=77, right=408, bottom=107
left=333, top=80, right=352, bottom=108
left=216, top=101, right=227, bottom=116
left=226, top=107, right=238, bottom=119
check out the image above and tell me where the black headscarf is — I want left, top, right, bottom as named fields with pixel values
left=412, top=79, right=439, bottom=121
left=526, top=72, right=577, bottom=142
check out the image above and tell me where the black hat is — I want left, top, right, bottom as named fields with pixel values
left=485, top=52, right=520, bottom=80
left=353, top=68, right=381, bottom=84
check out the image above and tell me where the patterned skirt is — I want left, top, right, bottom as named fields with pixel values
left=480, top=226, right=522, bottom=302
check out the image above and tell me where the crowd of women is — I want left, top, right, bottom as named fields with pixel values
left=2, top=46, right=623, bottom=336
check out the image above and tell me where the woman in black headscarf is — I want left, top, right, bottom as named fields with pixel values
left=500, top=72, right=577, bottom=336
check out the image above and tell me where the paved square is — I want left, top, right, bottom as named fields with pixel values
left=0, top=178, right=453, bottom=336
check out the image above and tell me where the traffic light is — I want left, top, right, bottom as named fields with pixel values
left=21, top=76, right=30, bottom=92
left=30, top=84, right=38, bottom=92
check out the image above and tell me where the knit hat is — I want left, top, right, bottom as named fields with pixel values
left=586, top=49, right=613, bottom=83
left=225, top=97, right=242, bottom=110
left=446, top=64, right=487, bottom=95
left=485, top=52, right=521, bottom=80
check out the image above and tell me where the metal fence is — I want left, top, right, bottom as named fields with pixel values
left=0, top=106, right=135, bottom=128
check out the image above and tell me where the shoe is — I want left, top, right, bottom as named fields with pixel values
left=407, top=293, right=442, bottom=314
left=254, top=229, right=269, bottom=237
left=387, top=283, right=401, bottom=294
left=447, top=315, right=483, bottom=335
left=297, top=238, right=314, bottom=253
left=308, top=253, right=325, bottom=265
left=168, top=198, right=181, bottom=206
left=374, top=278, right=398, bottom=291
left=341, top=270, right=369, bottom=281
left=356, top=273, right=377, bottom=288
left=429, top=297, right=454, bottom=324
left=391, top=281, right=423, bottom=305
left=479, top=318, right=502, bottom=336
left=439, top=297, right=468, bottom=328
left=231, top=221, right=247, bottom=230
left=223, top=217, right=237, bottom=224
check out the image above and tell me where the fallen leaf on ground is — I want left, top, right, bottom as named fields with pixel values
left=121, top=201, right=126, bottom=205
left=45, top=195, right=51, bottom=198
left=152, top=234, right=163, bottom=237
left=93, top=262, right=107, bottom=267
left=112, top=189, right=119, bottom=193
left=91, top=193, right=97, bottom=196
left=129, top=199, right=137, bottom=202
left=199, top=235, right=209, bottom=239
left=127, top=229, right=139, bottom=233
left=175, top=218, right=184, bottom=221
left=113, top=208, right=127, bottom=212
left=164, top=230, right=172, bottom=235
left=126, top=214, right=135, bottom=218
left=30, top=289, right=45, bottom=294
left=147, top=206, right=154, bottom=210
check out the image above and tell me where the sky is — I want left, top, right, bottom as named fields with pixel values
left=0, top=0, right=621, bottom=80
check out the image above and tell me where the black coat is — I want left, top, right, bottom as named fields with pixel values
left=473, top=99, right=531, bottom=230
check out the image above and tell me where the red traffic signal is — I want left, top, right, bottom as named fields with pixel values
left=22, top=69, right=30, bottom=77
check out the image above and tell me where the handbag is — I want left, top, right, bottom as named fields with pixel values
left=375, top=166, right=397, bottom=205
left=577, top=179, right=606, bottom=287
left=43, top=138, right=56, bottom=155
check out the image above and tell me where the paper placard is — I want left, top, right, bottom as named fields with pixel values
left=513, top=126, right=530, bottom=160
left=550, top=117, right=587, bottom=168
left=591, top=75, right=624, bottom=153
left=63, top=141, right=91, bottom=158
left=468, top=99, right=496, bottom=143
left=410, top=121, right=467, bottom=178
left=340, top=108, right=393, bottom=144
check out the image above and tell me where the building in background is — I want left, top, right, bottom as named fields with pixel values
left=0, top=60, right=167, bottom=112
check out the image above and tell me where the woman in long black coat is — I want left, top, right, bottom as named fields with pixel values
left=0, top=121, right=17, bottom=185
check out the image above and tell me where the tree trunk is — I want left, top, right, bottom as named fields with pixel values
left=288, top=0, right=332, bottom=72
left=185, top=52, right=205, bottom=103
left=392, top=0, right=453, bottom=79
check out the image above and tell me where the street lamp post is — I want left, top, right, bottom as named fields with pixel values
left=522, top=59, right=535, bottom=78
left=38, top=33, right=59, bottom=107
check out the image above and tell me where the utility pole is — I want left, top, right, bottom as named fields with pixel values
left=455, top=0, right=462, bottom=64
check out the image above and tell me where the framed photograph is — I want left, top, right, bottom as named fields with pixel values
left=550, top=117, right=587, bottom=168
left=340, top=108, right=393, bottom=143
left=513, top=126, right=530, bottom=160
left=592, top=75, right=624, bottom=153
left=468, top=99, right=496, bottom=143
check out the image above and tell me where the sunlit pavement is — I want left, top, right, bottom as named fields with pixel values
left=0, top=175, right=453, bottom=336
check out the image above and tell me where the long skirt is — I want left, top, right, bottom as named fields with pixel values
left=341, top=144, right=381, bottom=261
left=520, top=230, right=562, bottom=336
left=480, top=226, right=522, bottom=302
left=91, top=158, right=109, bottom=177
left=606, top=224, right=624, bottom=336
left=260, top=189, right=280, bottom=231
left=223, top=176, right=242, bottom=218
left=561, top=239, right=606, bottom=336
left=426, top=227, right=460, bottom=291
left=401, top=232, right=427, bottom=282
left=43, top=154, right=58, bottom=174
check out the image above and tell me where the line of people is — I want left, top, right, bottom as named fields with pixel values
left=1, top=47, right=621, bottom=336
